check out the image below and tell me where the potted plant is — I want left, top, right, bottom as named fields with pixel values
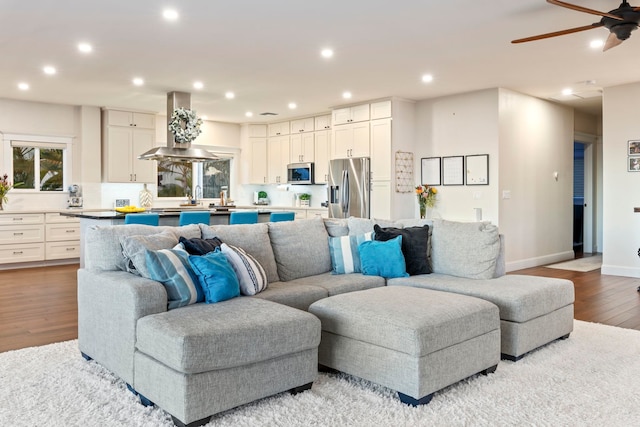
left=258, top=190, right=269, bottom=205
left=299, top=193, right=311, bottom=207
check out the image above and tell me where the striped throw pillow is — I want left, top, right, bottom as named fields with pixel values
left=145, top=246, right=204, bottom=310
left=328, top=232, right=373, bottom=274
left=220, top=243, right=268, bottom=296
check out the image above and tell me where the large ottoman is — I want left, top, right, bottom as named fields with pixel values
left=308, top=287, right=500, bottom=405
left=132, top=298, right=321, bottom=427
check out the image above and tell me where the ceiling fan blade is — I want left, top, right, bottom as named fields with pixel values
left=547, top=0, right=624, bottom=21
left=511, top=23, right=603, bottom=43
left=603, top=31, right=624, bottom=51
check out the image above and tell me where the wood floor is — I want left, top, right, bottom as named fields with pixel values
left=1, top=259, right=639, bottom=353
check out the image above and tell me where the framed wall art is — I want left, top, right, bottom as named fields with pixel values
left=629, top=140, right=640, bottom=156
left=465, top=154, right=489, bottom=185
left=442, top=156, right=464, bottom=185
left=629, top=157, right=640, bottom=172
left=420, top=157, right=441, bottom=186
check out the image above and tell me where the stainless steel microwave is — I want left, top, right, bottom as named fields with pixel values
left=287, top=162, right=314, bottom=184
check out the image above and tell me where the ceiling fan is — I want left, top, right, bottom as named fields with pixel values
left=512, top=0, right=640, bottom=51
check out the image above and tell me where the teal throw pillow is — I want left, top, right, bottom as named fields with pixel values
left=358, top=235, right=409, bottom=279
left=145, top=247, right=204, bottom=310
left=328, top=232, right=373, bottom=274
left=188, top=250, right=240, bottom=303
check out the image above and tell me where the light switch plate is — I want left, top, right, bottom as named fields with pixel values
left=115, top=199, right=130, bottom=207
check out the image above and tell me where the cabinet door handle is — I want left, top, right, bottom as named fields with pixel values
left=66, top=229, right=76, bottom=233
left=13, top=232, right=24, bottom=236
left=66, top=247, right=76, bottom=252
left=134, top=174, right=137, bottom=181
left=12, top=217, right=23, bottom=221
left=13, top=251, right=23, bottom=255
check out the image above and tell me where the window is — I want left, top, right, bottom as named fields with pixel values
left=157, top=157, right=232, bottom=199
left=3, top=135, right=71, bottom=192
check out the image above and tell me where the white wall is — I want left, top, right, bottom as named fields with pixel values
left=601, top=82, right=640, bottom=277
left=414, top=89, right=500, bottom=223
left=498, top=89, right=575, bottom=270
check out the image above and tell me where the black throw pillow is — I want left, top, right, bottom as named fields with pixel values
left=373, top=224, right=430, bottom=275
left=178, top=236, right=223, bottom=255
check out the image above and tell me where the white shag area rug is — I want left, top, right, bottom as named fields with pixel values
left=545, top=255, right=602, bottom=272
left=1, top=320, right=639, bottom=427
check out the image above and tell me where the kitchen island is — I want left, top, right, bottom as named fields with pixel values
left=62, top=208, right=274, bottom=267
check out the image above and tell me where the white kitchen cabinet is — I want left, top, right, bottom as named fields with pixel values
left=314, top=114, right=331, bottom=131
left=0, top=213, right=45, bottom=264
left=268, top=136, right=290, bottom=184
left=268, top=121, right=290, bottom=137
left=314, top=130, right=331, bottom=184
left=45, top=213, right=80, bottom=260
left=105, top=109, right=155, bottom=129
left=332, top=104, right=370, bottom=125
left=370, top=118, right=392, bottom=181
left=332, top=121, right=370, bottom=159
left=370, top=180, right=392, bottom=220
left=306, top=208, right=329, bottom=219
left=290, top=132, right=315, bottom=163
left=103, top=125, right=155, bottom=183
left=370, top=100, right=392, bottom=120
left=290, top=117, right=315, bottom=134
left=250, top=138, right=268, bottom=184
left=248, top=124, right=268, bottom=138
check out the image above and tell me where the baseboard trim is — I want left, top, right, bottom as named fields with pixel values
left=506, top=251, right=575, bottom=272
left=601, top=265, right=640, bottom=278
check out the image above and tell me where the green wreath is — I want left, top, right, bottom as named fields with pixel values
left=168, top=107, right=203, bottom=143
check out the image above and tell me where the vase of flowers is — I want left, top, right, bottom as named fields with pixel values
left=415, top=184, right=437, bottom=219
left=0, top=174, right=13, bottom=210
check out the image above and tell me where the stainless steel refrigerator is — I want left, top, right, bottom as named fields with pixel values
left=328, top=157, right=370, bottom=218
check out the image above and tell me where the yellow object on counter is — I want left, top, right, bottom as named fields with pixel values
left=115, top=205, right=146, bottom=213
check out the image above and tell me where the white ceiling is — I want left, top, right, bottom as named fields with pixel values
left=4, top=0, right=639, bottom=123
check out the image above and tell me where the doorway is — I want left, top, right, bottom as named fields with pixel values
left=573, top=142, right=585, bottom=255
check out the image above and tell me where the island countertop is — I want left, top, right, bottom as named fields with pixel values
left=60, top=208, right=273, bottom=221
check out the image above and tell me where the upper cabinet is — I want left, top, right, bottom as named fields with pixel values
left=268, top=121, right=290, bottom=137
left=370, top=100, right=392, bottom=120
left=102, top=109, right=156, bottom=183
left=314, top=115, right=331, bottom=131
left=249, top=138, right=268, bottom=184
left=290, top=133, right=315, bottom=163
left=332, top=121, right=370, bottom=159
left=267, top=136, right=290, bottom=184
left=248, top=124, right=268, bottom=138
left=290, top=117, right=315, bottom=134
left=105, top=109, right=156, bottom=129
left=332, top=104, right=370, bottom=125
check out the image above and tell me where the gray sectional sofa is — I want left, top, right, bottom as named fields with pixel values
left=77, top=216, right=574, bottom=426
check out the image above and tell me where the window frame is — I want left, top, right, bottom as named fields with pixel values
left=2, top=133, right=73, bottom=193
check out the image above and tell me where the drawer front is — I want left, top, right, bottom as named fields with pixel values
left=45, top=241, right=80, bottom=260
left=46, top=223, right=80, bottom=242
left=45, top=212, right=80, bottom=224
left=307, top=209, right=329, bottom=219
left=0, top=213, right=45, bottom=225
left=0, top=225, right=45, bottom=244
left=0, top=243, right=45, bottom=263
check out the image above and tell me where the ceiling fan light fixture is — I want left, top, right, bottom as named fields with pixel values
left=589, top=39, right=604, bottom=48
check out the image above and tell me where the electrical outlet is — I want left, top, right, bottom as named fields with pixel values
left=502, top=190, right=511, bottom=199
left=115, top=199, right=130, bottom=207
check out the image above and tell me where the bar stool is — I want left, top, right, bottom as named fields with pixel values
left=179, top=211, right=211, bottom=226
left=269, top=211, right=295, bottom=222
left=124, top=213, right=159, bottom=226
left=229, top=211, right=259, bottom=225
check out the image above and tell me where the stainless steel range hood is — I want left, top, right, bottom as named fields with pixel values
left=138, top=91, right=218, bottom=162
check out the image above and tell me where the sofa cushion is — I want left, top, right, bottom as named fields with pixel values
left=374, top=224, right=430, bottom=275
left=201, top=223, right=279, bottom=283
left=268, top=217, right=331, bottom=281
left=145, top=246, right=203, bottom=310
left=121, top=231, right=179, bottom=277
left=250, top=281, right=329, bottom=311
left=288, top=271, right=386, bottom=296
left=347, top=217, right=398, bottom=236
left=179, top=236, right=223, bottom=255
left=136, top=298, right=321, bottom=374
left=220, top=243, right=268, bottom=296
left=323, top=218, right=349, bottom=237
left=359, top=235, right=409, bottom=279
left=431, top=219, right=500, bottom=280
left=328, top=232, right=373, bottom=274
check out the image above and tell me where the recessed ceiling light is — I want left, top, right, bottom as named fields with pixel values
left=590, top=39, right=604, bottom=49
left=200, top=115, right=208, bottom=120
left=163, top=9, right=179, bottom=21
left=132, top=77, right=144, bottom=86
left=245, top=111, right=254, bottom=117
left=321, top=48, right=334, bottom=58
left=77, top=43, right=92, bottom=53
left=421, top=74, right=434, bottom=83
left=225, top=91, right=235, bottom=99
left=43, top=66, right=56, bottom=75
left=193, top=81, right=204, bottom=90
left=18, top=82, right=29, bottom=91
left=562, top=88, right=573, bottom=96
left=288, top=102, right=297, bottom=109
left=342, top=91, right=352, bottom=99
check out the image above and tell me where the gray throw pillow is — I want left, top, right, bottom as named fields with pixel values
left=430, top=219, right=500, bottom=280
left=120, top=231, right=179, bottom=277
